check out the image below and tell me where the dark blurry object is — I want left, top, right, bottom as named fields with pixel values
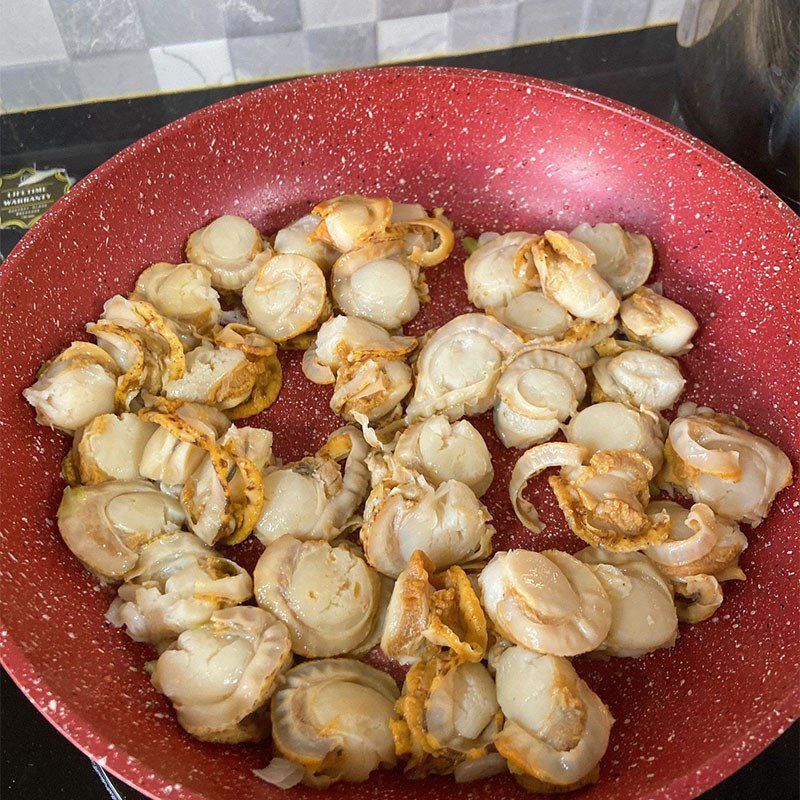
left=677, top=0, right=800, bottom=205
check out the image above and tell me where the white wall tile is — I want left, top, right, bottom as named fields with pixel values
left=136, top=0, right=226, bottom=46
left=0, top=60, right=82, bottom=110
left=300, top=0, right=378, bottom=29
left=229, top=31, right=308, bottom=79
left=305, top=23, right=377, bottom=70
left=0, top=0, right=67, bottom=67
left=648, top=0, right=685, bottom=24
left=377, top=12, right=448, bottom=62
left=222, top=0, right=302, bottom=37
left=379, top=0, right=452, bottom=19
left=149, top=39, right=234, bottom=91
left=582, top=0, right=652, bottom=33
left=449, top=2, right=517, bottom=52
left=516, top=0, right=586, bottom=43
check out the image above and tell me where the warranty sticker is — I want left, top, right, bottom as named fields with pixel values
left=0, top=167, right=73, bottom=229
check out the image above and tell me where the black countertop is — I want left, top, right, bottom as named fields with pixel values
left=1, top=24, right=797, bottom=800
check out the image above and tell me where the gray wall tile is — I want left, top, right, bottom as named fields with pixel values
left=379, top=0, right=452, bottom=20
left=0, top=0, right=67, bottom=67
left=230, top=31, right=308, bottom=79
left=0, top=60, right=82, bottom=110
left=377, top=12, right=448, bottom=62
left=449, top=2, right=517, bottom=52
left=582, top=0, right=652, bottom=33
left=49, top=0, right=146, bottom=57
left=223, top=0, right=302, bottom=36
left=73, top=50, right=158, bottom=98
left=648, top=0, right=684, bottom=23
left=305, top=22, right=377, bottom=70
left=136, top=0, right=225, bottom=46
left=300, top=0, right=378, bottom=29
left=516, top=0, right=586, bottom=42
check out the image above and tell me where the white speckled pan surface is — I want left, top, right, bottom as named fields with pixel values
left=0, top=67, right=798, bottom=800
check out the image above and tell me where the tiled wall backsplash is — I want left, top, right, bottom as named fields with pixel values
left=0, top=0, right=684, bottom=112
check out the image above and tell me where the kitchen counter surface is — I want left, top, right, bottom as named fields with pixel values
left=1, top=24, right=797, bottom=800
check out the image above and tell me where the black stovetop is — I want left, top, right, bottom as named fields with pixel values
left=1, top=24, right=797, bottom=800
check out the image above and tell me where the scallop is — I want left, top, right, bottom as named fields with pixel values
left=406, top=313, right=522, bottom=422
left=645, top=501, right=748, bottom=580
left=661, top=408, right=792, bottom=525
left=330, top=357, right=412, bottom=423
left=131, top=261, right=221, bottom=332
left=273, top=214, right=339, bottom=271
left=619, top=286, right=698, bottom=355
left=361, top=463, right=495, bottom=578
left=23, top=342, right=119, bottom=433
left=494, top=349, right=586, bottom=449
left=478, top=550, right=611, bottom=656
left=574, top=547, right=677, bottom=657
left=107, top=530, right=252, bottom=649
left=72, top=412, right=157, bottom=484
left=302, top=314, right=417, bottom=385
left=254, top=535, right=384, bottom=657
left=493, top=646, right=613, bottom=793
left=332, top=241, right=422, bottom=329
left=551, top=450, right=671, bottom=551
left=566, top=401, right=666, bottom=472
left=464, top=231, right=538, bottom=308
left=185, top=214, right=266, bottom=291
left=671, top=573, right=724, bottom=622
left=591, top=348, right=685, bottom=409
left=255, top=426, right=369, bottom=544
left=393, top=415, right=494, bottom=497
left=380, top=550, right=487, bottom=665
left=152, top=606, right=292, bottom=742
left=243, top=253, right=329, bottom=342
left=524, top=230, right=620, bottom=323
left=487, top=289, right=572, bottom=340
left=570, top=222, right=653, bottom=297
left=392, top=654, right=501, bottom=777
left=310, top=194, right=394, bottom=252
left=57, top=480, right=185, bottom=580
left=270, top=658, right=399, bottom=786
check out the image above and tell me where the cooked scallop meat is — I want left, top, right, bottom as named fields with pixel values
left=152, top=606, right=292, bottom=742
left=138, top=400, right=230, bottom=486
left=406, top=313, right=522, bottom=422
left=479, top=549, right=611, bottom=656
left=672, top=573, right=724, bottom=623
left=567, top=401, right=666, bottom=472
left=332, top=240, right=422, bottom=329
left=570, top=222, right=653, bottom=297
left=574, top=547, right=678, bottom=657
left=310, top=194, right=394, bottom=252
left=302, top=314, right=417, bottom=385
left=255, top=426, right=369, bottom=544
left=551, top=449, right=671, bottom=551
left=273, top=214, right=339, bottom=271
left=270, top=658, right=399, bottom=787
left=487, top=289, right=573, bottom=341
left=381, top=550, right=487, bottom=665
left=518, top=231, right=619, bottom=323
left=519, top=318, right=618, bottom=368
left=392, top=654, right=501, bottom=777
left=464, top=231, right=539, bottom=308
left=394, top=415, right=493, bottom=497
left=361, top=462, right=495, bottom=578
left=57, top=480, right=185, bottom=580
left=23, top=342, right=119, bottom=433
left=619, top=286, right=698, bottom=355
left=493, top=646, right=613, bottom=792
left=591, top=348, right=685, bottom=409
left=661, top=408, right=792, bottom=525
left=89, top=295, right=185, bottom=409
left=243, top=253, right=328, bottom=342
left=132, top=262, right=221, bottom=333
left=645, top=501, right=748, bottom=579
left=494, top=349, right=586, bottom=449
left=254, top=535, right=384, bottom=657
left=107, top=530, right=252, bottom=649
left=72, top=412, right=157, bottom=484
left=186, top=214, right=266, bottom=291
left=330, top=356, right=412, bottom=423
left=509, top=441, right=587, bottom=532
